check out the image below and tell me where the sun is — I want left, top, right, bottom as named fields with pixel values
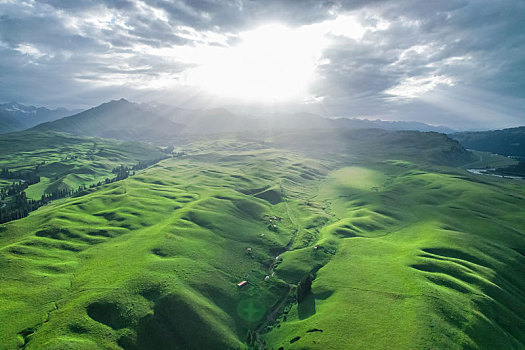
left=186, top=24, right=324, bottom=103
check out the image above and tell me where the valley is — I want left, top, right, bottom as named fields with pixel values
left=2, top=0, right=524, bottom=348
left=2, top=1, right=524, bottom=348
left=1, top=129, right=524, bottom=349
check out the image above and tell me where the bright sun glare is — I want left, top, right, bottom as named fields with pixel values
left=187, top=24, right=325, bottom=103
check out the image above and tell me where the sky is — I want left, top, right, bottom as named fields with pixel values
left=1, top=0, right=524, bottom=130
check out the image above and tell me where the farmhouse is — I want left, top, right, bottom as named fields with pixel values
left=237, top=281, right=248, bottom=287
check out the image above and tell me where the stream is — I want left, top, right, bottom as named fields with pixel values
left=467, top=168, right=525, bottom=179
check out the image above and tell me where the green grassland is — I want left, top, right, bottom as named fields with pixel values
left=0, top=130, right=524, bottom=349
left=0, top=131, right=164, bottom=200
left=266, top=161, right=525, bottom=349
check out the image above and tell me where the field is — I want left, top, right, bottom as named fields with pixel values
left=0, top=130, right=524, bottom=349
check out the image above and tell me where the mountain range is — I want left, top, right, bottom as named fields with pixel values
left=30, top=99, right=182, bottom=140
left=1, top=99, right=458, bottom=139
left=332, top=117, right=454, bottom=134
left=5, top=98, right=525, bottom=160
left=0, top=102, right=80, bottom=133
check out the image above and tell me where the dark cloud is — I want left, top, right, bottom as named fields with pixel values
left=38, top=0, right=135, bottom=11
left=0, top=0, right=524, bottom=128
left=307, top=0, right=525, bottom=127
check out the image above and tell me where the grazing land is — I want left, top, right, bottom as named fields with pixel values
left=0, top=131, right=165, bottom=223
left=0, top=130, right=524, bottom=349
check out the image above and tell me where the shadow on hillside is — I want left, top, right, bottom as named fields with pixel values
left=298, top=293, right=316, bottom=320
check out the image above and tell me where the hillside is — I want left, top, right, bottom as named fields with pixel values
left=174, top=110, right=336, bottom=135
left=270, top=129, right=475, bottom=167
left=172, top=109, right=455, bottom=135
left=0, top=131, right=165, bottom=208
left=173, top=109, right=454, bottom=135
left=0, top=110, right=23, bottom=133
left=452, top=126, right=525, bottom=157
left=333, top=117, right=454, bottom=133
left=30, top=99, right=182, bottom=141
left=1, top=130, right=524, bottom=349
left=173, top=108, right=263, bottom=135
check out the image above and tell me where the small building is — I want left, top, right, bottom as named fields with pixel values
left=237, top=281, right=248, bottom=287
left=264, top=276, right=270, bottom=282
left=247, top=247, right=252, bottom=252
left=313, top=245, right=319, bottom=250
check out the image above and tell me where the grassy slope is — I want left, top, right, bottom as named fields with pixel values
left=266, top=160, right=525, bottom=349
left=0, top=131, right=524, bottom=349
left=459, top=150, right=517, bottom=169
left=0, top=142, right=329, bottom=349
left=0, top=131, right=164, bottom=199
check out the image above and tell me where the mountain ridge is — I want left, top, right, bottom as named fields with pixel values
left=3, top=98, right=458, bottom=138
left=0, top=102, right=79, bottom=133
left=30, top=99, right=183, bottom=141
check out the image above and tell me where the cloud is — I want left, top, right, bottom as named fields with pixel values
left=0, top=0, right=523, bottom=128
left=309, top=0, right=525, bottom=127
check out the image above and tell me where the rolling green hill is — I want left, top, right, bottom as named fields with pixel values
left=0, top=130, right=524, bottom=349
left=0, top=131, right=165, bottom=201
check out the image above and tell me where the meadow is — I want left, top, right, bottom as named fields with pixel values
left=0, top=130, right=524, bottom=349
left=0, top=131, right=165, bottom=201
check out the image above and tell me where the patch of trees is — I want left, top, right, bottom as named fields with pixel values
left=0, top=166, right=40, bottom=182
left=0, top=185, right=89, bottom=224
left=0, top=157, right=167, bottom=225
left=159, top=145, right=185, bottom=157
left=161, top=145, right=174, bottom=154
left=495, top=159, right=525, bottom=177
left=110, top=156, right=167, bottom=179
left=0, top=192, right=31, bottom=223
left=106, top=156, right=167, bottom=183
left=111, top=164, right=133, bottom=181
left=1, top=179, right=36, bottom=199
left=133, top=156, right=168, bottom=170
left=1, top=166, right=41, bottom=201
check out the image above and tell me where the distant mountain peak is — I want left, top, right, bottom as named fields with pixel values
left=29, top=98, right=182, bottom=141
left=105, top=98, right=131, bottom=106
left=0, top=102, right=78, bottom=134
left=333, top=117, right=455, bottom=133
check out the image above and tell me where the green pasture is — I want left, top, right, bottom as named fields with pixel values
left=0, top=131, right=524, bottom=349
left=0, top=131, right=164, bottom=199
